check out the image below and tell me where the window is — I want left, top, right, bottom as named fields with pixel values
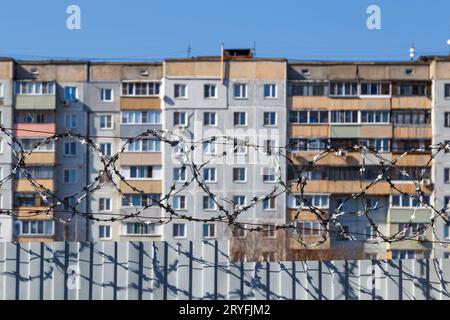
left=0, top=83, right=3, bottom=98
left=174, top=112, right=187, bottom=126
left=264, top=140, right=276, bottom=155
left=291, top=194, right=329, bottom=209
left=289, top=110, right=328, bottom=124
left=203, top=223, right=216, bottom=238
left=203, top=112, right=217, bottom=126
left=174, top=84, right=187, bottom=98
left=64, top=142, right=77, bottom=156
left=264, top=84, right=277, bottom=98
left=263, top=168, right=276, bottom=182
left=360, top=82, right=390, bottom=96
left=121, top=111, right=161, bottom=124
left=203, top=196, right=217, bottom=210
left=330, top=110, right=358, bottom=123
left=203, top=168, right=216, bottom=183
left=100, top=143, right=112, bottom=156
left=17, top=220, right=53, bottom=236
left=173, top=223, right=186, bottom=238
left=233, top=196, right=246, bottom=208
left=63, top=169, right=77, bottom=184
left=64, top=87, right=77, bottom=101
left=263, top=112, right=277, bottom=126
left=234, top=83, right=247, bottom=99
left=289, top=138, right=328, bottom=152
left=173, top=168, right=187, bottom=182
left=233, top=168, right=246, bottom=182
left=121, top=194, right=160, bottom=207
left=122, top=82, right=160, bottom=97
left=391, top=250, right=416, bottom=260
left=397, top=223, right=425, bottom=237
left=390, top=195, right=430, bottom=208
left=392, top=110, right=431, bottom=125
left=361, top=139, right=389, bottom=152
left=99, top=115, right=113, bottom=129
left=64, top=113, right=77, bottom=129
left=329, top=82, right=358, bottom=97
left=288, top=82, right=327, bottom=96
left=172, top=195, right=186, bottom=210
left=99, top=197, right=111, bottom=212
left=445, top=113, right=450, bottom=128
left=392, top=139, right=430, bottom=153
left=396, top=82, right=428, bottom=96
left=99, top=225, right=111, bottom=240
left=263, top=197, right=276, bottom=210
left=15, top=81, right=55, bottom=95
left=202, top=142, right=216, bottom=155
left=125, top=223, right=157, bottom=236
left=204, top=84, right=217, bottom=99
left=233, top=112, right=247, bottom=126
left=365, top=226, right=378, bottom=239
left=101, top=89, right=113, bottom=102
left=15, top=167, right=54, bottom=180
left=445, top=168, right=450, bottom=183
left=295, top=221, right=322, bottom=236
left=262, top=227, right=276, bottom=238
left=233, top=137, right=248, bottom=154
left=360, top=111, right=390, bottom=123
left=128, top=166, right=156, bottom=179
left=233, top=225, right=246, bottom=238
left=126, top=139, right=160, bottom=152
left=445, top=84, right=450, bottom=99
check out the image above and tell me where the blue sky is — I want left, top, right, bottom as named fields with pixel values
left=0, top=0, right=449, bottom=61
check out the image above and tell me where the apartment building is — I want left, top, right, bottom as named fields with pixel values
left=429, top=56, right=450, bottom=258
left=87, top=62, right=163, bottom=242
left=0, top=58, right=14, bottom=242
left=287, top=61, right=433, bottom=260
left=163, top=49, right=288, bottom=261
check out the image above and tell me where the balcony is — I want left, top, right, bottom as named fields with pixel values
left=13, top=123, right=56, bottom=138
left=291, top=180, right=392, bottom=196
left=121, top=97, right=161, bottom=110
left=391, top=96, right=431, bottom=109
left=119, top=153, right=162, bottom=166
left=14, top=179, right=54, bottom=192
left=393, top=126, right=432, bottom=139
left=330, top=125, right=360, bottom=138
left=22, top=152, right=56, bottom=165
left=14, top=207, right=55, bottom=219
left=14, top=95, right=56, bottom=110
left=289, top=124, right=329, bottom=138
left=288, top=96, right=391, bottom=110
left=289, top=151, right=362, bottom=166
left=119, top=180, right=162, bottom=194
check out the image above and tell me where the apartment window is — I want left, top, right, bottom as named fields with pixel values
left=64, top=87, right=77, bottom=101
left=445, top=113, right=450, bottom=127
left=263, top=227, right=276, bottom=238
left=99, top=197, right=111, bottom=212
left=172, top=195, right=186, bottom=210
left=203, top=112, right=217, bottom=126
left=173, top=223, right=186, bottom=238
left=64, top=113, right=78, bottom=129
left=63, top=169, right=77, bottom=184
left=397, top=223, right=425, bottom=238
left=365, top=226, right=378, bottom=240
left=125, top=223, right=157, bottom=236
left=203, top=196, right=217, bottom=210
left=233, top=168, right=247, bottom=182
left=445, top=84, right=450, bottom=99
left=288, top=82, right=327, bottom=96
left=233, top=112, right=247, bottom=126
left=263, top=197, right=276, bottom=210
left=296, top=221, right=322, bottom=236
left=360, top=111, right=390, bottom=123
left=174, top=112, right=187, bottom=126
left=445, top=168, right=450, bottom=183
left=292, top=194, right=329, bottom=209
left=203, top=168, right=217, bottom=183
left=392, top=110, right=431, bottom=125
left=264, top=84, right=277, bottom=98
left=100, top=143, right=112, bottom=156
left=174, top=84, right=187, bottom=98
left=233, top=226, right=246, bottom=238
left=204, top=84, right=217, bottom=98
left=360, top=82, right=390, bottom=96
left=234, top=83, right=247, bottom=99
left=15, top=81, right=55, bottom=95
left=99, top=115, right=113, bottom=129
left=289, top=110, right=328, bottom=124
left=330, top=110, right=358, bottom=123
left=233, top=195, right=246, bottom=208
left=396, top=82, right=428, bottom=96
left=361, top=139, right=389, bottom=152
left=64, top=142, right=77, bottom=156
left=202, top=223, right=216, bottom=238
left=202, top=142, right=216, bottom=155
left=173, top=168, right=187, bottom=182
left=121, top=111, right=161, bottom=124
left=289, top=138, right=328, bottom=152
left=98, top=225, right=111, bottom=240
left=101, top=89, right=113, bottom=102
left=121, top=194, right=160, bottom=207
left=391, top=250, right=416, bottom=260
left=263, top=168, right=276, bottom=182
left=263, top=140, right=276, bottom=155
left=122, top=82, right=160, bottom=97
left=129, top=166, right=155, bottom=179
left=0, top=137, right=3, bottom=154
left=392, top=139, right=430, bottom=153
left=329, top=82, right=358, bottom=97
left=233, top=137, right=248, bottom=154
left=263, top=112, right=277, bottom=126
left=390, top=195, right=430, bottom=208
left=127, top=139, right=161, bottom=152
left=18, top=220, right=53, bottom=236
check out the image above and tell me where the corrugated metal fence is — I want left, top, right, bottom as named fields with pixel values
left=1, top=241, right=449, bottom=300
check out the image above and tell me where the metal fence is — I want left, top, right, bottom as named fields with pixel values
left=0, top=241, right=449, bottom=300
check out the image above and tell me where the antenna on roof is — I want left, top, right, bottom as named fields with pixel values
left=409, top=44, right=415, bottom=61
left=187, top=45, right=191, bottom=59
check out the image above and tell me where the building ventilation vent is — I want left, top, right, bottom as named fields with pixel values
left=140, top=69, right=149, bottom=76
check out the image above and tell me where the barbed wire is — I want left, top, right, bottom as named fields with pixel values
left=1, top=124, right=448, bottom=249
